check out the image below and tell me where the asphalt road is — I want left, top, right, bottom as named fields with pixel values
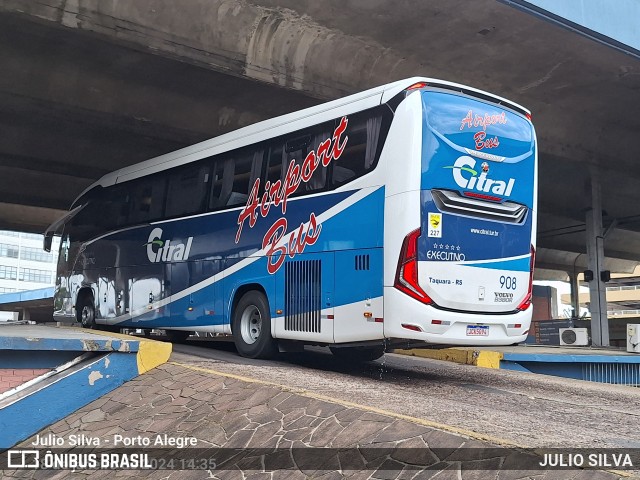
left=170, top=338, right=640, bottom=450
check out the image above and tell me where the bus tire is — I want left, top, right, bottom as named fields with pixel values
left=329, top=345, right=385, bottom=362
left=164, top=330, right=192, bottom=343
left=232, top=290, right=277, bottom=359
left=77, top=294, right=96, bottom=329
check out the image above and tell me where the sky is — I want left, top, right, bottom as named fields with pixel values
left=527, top=0, right=640, bottom=51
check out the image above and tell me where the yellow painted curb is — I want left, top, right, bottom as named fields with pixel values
left=61, top=326, right=172, bottom=374
left=136, top=339, right=172, bottom=374
left=395, top=347, right=503, bottom=369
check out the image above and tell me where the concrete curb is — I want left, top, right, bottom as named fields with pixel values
left=0, top=326, right=172, bottom=448
left=395, top=346, right=640, bottom=386
left=394, top=347, right=503, bottom=369
left=67, top=328, right=172, bottom=375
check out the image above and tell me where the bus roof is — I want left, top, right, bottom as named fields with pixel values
left=72, top=77, right=529, bottom=206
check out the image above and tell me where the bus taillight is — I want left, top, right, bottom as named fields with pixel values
left=517, top=245, right=536, bottom=311
left=394, top=229, right=433, bottom=305
left=406, top=82, right=429, bottom=91
left=463, top=191, right=503, bottom=203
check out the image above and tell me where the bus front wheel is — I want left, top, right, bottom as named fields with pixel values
left=77, top=295, right=96, bottom=329
left=232, top=291, right=277, bottom=359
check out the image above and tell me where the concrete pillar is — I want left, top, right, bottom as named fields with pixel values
left=568, top=271, right=580, bottom=319
left=20, top=308, right=30, bottom=321
left=585, top=172, right=609, bottom=346
left=569, top=252, right=584, bottom=320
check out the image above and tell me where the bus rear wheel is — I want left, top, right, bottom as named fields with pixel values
left=329, top=345, right=385, bottom=362
left=232, top=291, right=277, bottom=359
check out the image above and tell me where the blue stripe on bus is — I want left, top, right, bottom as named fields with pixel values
left=114, top=186, right=385, bottom=328
left=459, top=256, right=531, bottom=272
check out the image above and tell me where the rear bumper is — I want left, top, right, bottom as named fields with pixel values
left=383, top=287, right=531, bottom=345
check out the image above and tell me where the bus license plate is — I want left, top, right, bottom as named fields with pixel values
left=466, top=325, right=489, bottom=336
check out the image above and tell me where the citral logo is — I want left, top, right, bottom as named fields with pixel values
left=446, top=156, right=515, bottom=197
left=145, top=228, right=193, bottom=263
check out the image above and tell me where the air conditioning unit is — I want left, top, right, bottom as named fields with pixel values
left=627, top=324, right=640, bottom=353
left=559, top=328, right=589, bottom=346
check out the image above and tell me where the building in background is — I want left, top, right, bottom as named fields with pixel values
left=560, top=266, right=640, bottom=319
left=532, top=285, right=559, bottom=320
left=0, top=231, right=59, bottom=320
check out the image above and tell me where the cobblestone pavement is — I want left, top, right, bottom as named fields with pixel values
left=2, top=359, right=633, bottom=479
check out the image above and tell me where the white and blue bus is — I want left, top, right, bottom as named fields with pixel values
left=45, top=77, right=537, bottom=360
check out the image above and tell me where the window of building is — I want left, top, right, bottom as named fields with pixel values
left=0, top=243, right=19, bottom=259
left=0, top=287, right=16, bottom=293
left=19, top=267, right=52, bottom=284
left=20, top=246, right=55, bottom=263
left=22, top=233, right=43, bottom=240
left=0, top=265, right=17, bottom=280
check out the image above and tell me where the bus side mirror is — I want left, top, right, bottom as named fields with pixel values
left=43, top=232, right=53, bottom=252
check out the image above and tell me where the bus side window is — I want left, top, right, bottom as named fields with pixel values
left=105, top=185, right=130, bottom=229
left=331, top=113, right=383, bottom=188
left=209, top=148, right=263, bottom=210
left=210, top=158, right=232, bottom=209
left=128, top=175, right=167, bottom=225
left=268, top=123, right=333, bottom=196
left=226, top=149, right=262, bottom=208
left=281, top=134, right=308, bottom=197
left=69, top=200, right=103, bottom=242
left=209, top=160, right=224, bottom=209
left=165, top=163, right=210, bottom=218
left=265, top=143, right=284, bottom=190
left=306, top=128, right=332, bottom=191
left=283, top=128, right=331, bottom=196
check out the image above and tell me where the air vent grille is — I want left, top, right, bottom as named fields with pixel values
left=285, top=260, right=321, bottom=333
left=355, top=254, right=370, bottom=271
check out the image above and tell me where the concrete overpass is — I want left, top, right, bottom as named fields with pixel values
left=1, top=1, right=640, bottom=336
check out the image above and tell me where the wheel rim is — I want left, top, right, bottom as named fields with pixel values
left=81, top=305, right=94, bottom=328
left=240, top=305, right=262, bottom=345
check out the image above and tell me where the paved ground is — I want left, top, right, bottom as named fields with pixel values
left=2, top=349, right=635, bottom=479
left=172, top=341, right=640, bottom=450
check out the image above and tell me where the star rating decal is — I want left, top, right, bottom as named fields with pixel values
left=433, top=243, right=461, bottom=251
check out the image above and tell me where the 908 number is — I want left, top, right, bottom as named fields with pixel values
left=499, top=275, right=517, bottom=290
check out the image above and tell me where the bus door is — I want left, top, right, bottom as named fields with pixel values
left=53, top=230, right=74, bottom=319
left=96, top=242, right=118, bottom=321
left=274, top=252, right=335, bottom=343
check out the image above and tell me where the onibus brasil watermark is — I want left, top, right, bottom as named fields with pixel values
left=5, top=433, right=213, bottom=471
left=3, top=435, right=639, bottom=471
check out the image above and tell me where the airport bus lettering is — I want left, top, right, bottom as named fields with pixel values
left=235, top=117, right=348, bottom=244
